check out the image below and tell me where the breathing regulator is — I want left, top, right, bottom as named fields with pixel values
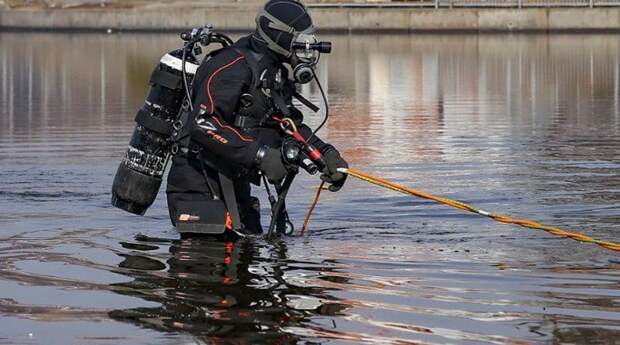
left=291, top=37, right=331, bottom=84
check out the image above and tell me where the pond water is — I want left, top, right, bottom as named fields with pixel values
left=0, top=32, right=619, bottom=344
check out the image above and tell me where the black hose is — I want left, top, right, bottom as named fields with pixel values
left=181, top=41, right=195, bottom=112
left=262, top=175, right=276, bottom=208
left=214, top=33, right=234, bottom=46
left=310, top=71, right=329, bottom=139
left=266, top=172, right=297, bottom=239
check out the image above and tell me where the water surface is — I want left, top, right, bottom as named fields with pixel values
left=0, top=32, right=619, bottom=344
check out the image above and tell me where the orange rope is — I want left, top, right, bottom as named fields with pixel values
left=301, top=181, right=326, bottom=236
left=338, top=168, right=620, bottom=253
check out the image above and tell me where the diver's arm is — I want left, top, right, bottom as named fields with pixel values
left=294, top=109, right=349, bottom=191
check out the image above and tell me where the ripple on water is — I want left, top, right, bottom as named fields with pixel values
left=1, top=32, right=620, bottom=344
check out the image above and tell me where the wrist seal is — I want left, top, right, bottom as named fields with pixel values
left=320, top=144, right=337, bottom=156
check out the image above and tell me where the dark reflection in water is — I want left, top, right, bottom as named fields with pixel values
left=109, top=237, right=348, bottom=344
left=0, top=32, right=619, bottom=344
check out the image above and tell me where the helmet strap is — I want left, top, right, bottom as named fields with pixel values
left=256, top=9, right=316, bottom=59
left=256, top=10, right=295, bottom=58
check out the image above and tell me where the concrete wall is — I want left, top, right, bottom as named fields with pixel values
left=1, top=7, right=620, bottom=32
left=310, top=8, right=620, bottom=32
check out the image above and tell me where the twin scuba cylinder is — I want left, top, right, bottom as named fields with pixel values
left=111, top=26, right=232, bottom=215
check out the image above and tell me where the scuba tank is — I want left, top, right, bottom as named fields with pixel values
left=111, top=49, right=199, bottom=215
left=112, top=26, right=233, bottom=215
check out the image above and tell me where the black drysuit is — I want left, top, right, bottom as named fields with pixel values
left=166, top=35, right=328, bottom=234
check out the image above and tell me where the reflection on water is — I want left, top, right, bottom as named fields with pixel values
left=0, top=32, right=619, bottom=344
left=109, top=237, right=350, bottom=344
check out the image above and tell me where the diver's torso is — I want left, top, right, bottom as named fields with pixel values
left=167, top=36, right=298, bottom=192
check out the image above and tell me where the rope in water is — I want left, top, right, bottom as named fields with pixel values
left=301, top=167, right=620, bottom=253
left=301, top=181, right=326, bottom=236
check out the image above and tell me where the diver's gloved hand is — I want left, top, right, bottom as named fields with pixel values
left=256, top=146, right=288, bottom=184
left=320, top=146, right=348, bottom=192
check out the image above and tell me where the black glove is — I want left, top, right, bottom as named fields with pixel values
left=320, top=146, right=348, bottom=192
left=257, top=146, right=288, bottom=184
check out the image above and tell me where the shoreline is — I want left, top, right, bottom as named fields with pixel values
left=1, top=7, right=620, bottom=32
left=3, top=27, right=620, bottom=35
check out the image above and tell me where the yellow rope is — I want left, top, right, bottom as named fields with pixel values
left=333, top=168, right=620, bottom=253
left=301, top=181, right=326, bottom=236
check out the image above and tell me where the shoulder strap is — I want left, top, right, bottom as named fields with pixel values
left=218, top=172, right=245, bottom=233
left=233, top=47, right=264, bottom=90
left=171, top=101, right=193, bottom=155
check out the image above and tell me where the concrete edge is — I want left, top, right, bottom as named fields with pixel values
left=1, top=8, right=619, bottom=33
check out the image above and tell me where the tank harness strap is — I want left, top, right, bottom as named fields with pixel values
left=218, top=172, right=244, bottom=232
left=195, top=148, right=243, bottom=232
left=237, top=48, right=290, bottom=118
left=197, top=150, right=222, bottom=200
left=171, top=101, right=193, bottom=154
left=234, top=115, right=251, bottom=129
left=150, top=69, right=183, bottom=90
left=232, top=47, right=262, bottom=87
left=134, top=108, right=174, bottom=136
left=272, top=91, right=291, bottom=117
left=234, top=115, right=264, bottom=131
left=293, top=91, right=319, bottom=113
left=231, top=47, right=268, bottom=129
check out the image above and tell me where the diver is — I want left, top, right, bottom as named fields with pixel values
left=165, top=0, right=348, bottom=235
